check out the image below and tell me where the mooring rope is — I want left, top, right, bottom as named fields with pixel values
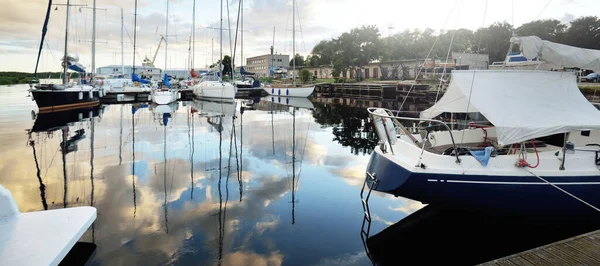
left=522, top=168, right=600, bottom=213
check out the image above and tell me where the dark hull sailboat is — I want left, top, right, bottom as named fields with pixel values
left=32, top=85, right=100, bottom=113
left=30, top=0, right=101, bottom=114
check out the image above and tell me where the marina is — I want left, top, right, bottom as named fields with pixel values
left=4, top=0, right=600, bottom=265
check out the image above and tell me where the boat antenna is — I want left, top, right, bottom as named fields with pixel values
left=34, top=0, right=54, bottom=80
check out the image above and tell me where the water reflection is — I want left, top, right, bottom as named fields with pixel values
left=311, top=102, right=378, bottom=156
left=2, top=85, right=418, bottom=266
left=366, top=204, right=600, bottom=265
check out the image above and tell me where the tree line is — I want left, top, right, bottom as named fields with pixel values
left=290, top=16, right=600, bottom=77
left=0, top=72, right=62, bottom=85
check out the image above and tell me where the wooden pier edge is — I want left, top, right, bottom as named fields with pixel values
left=479, top=229, right=600, bottom=265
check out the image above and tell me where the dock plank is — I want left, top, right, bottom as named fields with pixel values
left=479, top=229, right=600, bottom=266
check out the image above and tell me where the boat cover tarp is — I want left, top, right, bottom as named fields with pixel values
left=511, top=36, right=600, bottom=72
left=132, top=73, right=150, bottom=84
left=240, top=66, right=255, bottom=76
left=420, top=70, right=600, bottom=146
left=163, top=74, right=170, bottom=88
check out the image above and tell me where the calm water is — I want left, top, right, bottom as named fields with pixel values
left=1, top=84, right=599, bottom=266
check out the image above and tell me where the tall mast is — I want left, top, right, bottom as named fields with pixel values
left=192, top=0, right=195, bottom=68
left=292, top=0, right=296, bottom=86
left=133, top=0, right=138, bottom=76
left=63, top=0, right=71, bottom=85
left=91, top=0, right=96, bottom=77
left=220, top=0, right=223, bottom=81
left=164, top=0, right=169, bottom=76
left=241, top=0, right=243, bottom=67
left=121, top=8, right=124, bottom=75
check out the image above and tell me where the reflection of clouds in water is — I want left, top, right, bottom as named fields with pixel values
left=372, top=214, right=394, bottom=226
left=311, top=252, right=370, bottom=266
left=221, top=251, right=283, bottom=266
left=388, top=199, right=426, bottom=215
left=255, top=215, right=280, bottom=235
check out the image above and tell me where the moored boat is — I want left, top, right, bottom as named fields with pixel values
left=366, top=70, right=600, bottom=214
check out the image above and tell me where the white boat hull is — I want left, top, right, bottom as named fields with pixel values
left=263, top=86, right=315, bottom=98
left=193, top=81, right=236, bottom=102
left=151, top=90, right=178, bottom=105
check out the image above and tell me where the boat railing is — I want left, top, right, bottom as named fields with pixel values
left=367, top=107, right=461, bottom=164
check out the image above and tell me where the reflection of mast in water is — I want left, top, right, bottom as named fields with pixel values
left=188, top=107, right=195, bottom=199
left=163, top=113, right=170, bottom=234
left=217, top=115, right=225, bottom=266
left=28, top=138, right=48, bottom=210
left=291, top=107, right=296, bottom=224
left=132, top=105, right=137, bottom=218
left=237, top=106, right=244, bottom=202
left=62, top=128, right=68, bottom=208
left=119, top=105, right=123, bottom=165
left=271, top=102, right=275, bottom=155
left=90, top=111, right=96, bottom=243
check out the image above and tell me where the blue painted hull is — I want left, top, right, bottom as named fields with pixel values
left=366, top=150, right=600, bottom=215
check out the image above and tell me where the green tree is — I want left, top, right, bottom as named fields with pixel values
left=474, top=21, right=514, bottom=63
left=300, top=69, right=311, bottom=83
left=516, top=19, right=567, bottom=42
left=221, top=55, right=232, bottom=76
left=289, top=54, right=305, bottom=67
left=311, top=40, right=335, bottom=65
left=564, top=16, right=600, bottom=49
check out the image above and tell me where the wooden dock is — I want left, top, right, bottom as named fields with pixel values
left=314, top=82, right=438, bottom=112
left=480, top=229, right=600, bottom=265
left=101, top=91, right=151, bottom=103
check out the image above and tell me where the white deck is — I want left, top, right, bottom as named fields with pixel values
left=0, top=186, right=96, bottom=266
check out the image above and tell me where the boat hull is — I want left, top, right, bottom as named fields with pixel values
left=31, top=89, right=100, bottom=113
left=263, top=86, right=314, bottom=97
left=366, top=148, right=600, bottom=215
left=193, top=82, right=236, bottom=102
left=151, top=90, right=178, bottom=105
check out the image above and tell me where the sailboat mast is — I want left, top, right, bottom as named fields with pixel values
left=164, top=0, right=169, bottom=77
left=192, top=0, right=195, bottom=68
left=241, top=0, right=243, bottom=67
left=292, top=0, right=296, bottom=86
left=63, top=0, right=71, bottom=85
left=133, top=0, right=138, bottom=76
left=220, top=0, right=223, bottom=80
left=121, top=8, right=124, bottom=75
left=92, top=0, right=96, bottom=77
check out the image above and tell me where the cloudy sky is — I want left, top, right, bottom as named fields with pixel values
left=0, top=0, right=597, bottom=72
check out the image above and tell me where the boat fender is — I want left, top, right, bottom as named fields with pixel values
left=372, top=109, right=397, bottom=145
left=78, top=92, right=83, bottom=100
left=89, top=90, right=93, bottom=99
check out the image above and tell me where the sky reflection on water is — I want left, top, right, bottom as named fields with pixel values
left=0, top=85, right=416, bottom=266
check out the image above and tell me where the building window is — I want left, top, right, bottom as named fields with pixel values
left=374, top=68, right=379, bottom=79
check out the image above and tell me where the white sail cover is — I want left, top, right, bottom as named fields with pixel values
left=421, top=70, right=600, bottom=145
left=511, top=36, right=600, bottom=73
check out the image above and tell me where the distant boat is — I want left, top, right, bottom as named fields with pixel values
left=192, top=67, right=236, bottom=102
left=263, top=0, right=314, bottom=98
left=151, top=1, right=178, bottom=106
left=30, top=0, right=102, bottom=113
left=191, top=0, right=236, bottom=102
left=151, top=74, right=178, bottom=105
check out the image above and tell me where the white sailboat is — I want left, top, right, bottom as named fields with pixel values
left=151, top=0, right=178, bottom=105
left=192, top=0, right=236, bottom=102
left=263, top=0, right=314, bottom=98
